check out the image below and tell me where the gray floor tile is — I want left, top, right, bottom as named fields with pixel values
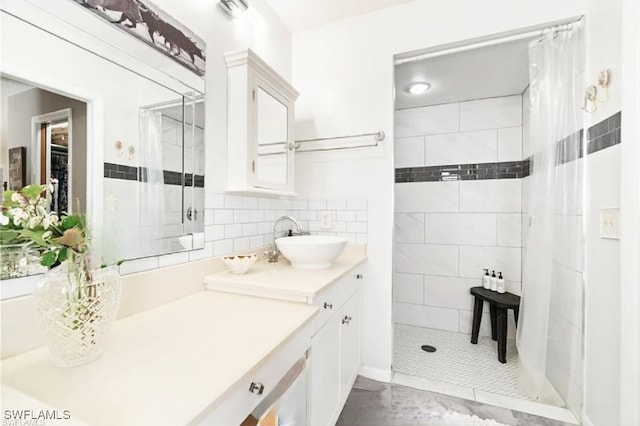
left=336, top=377, right=574, bottom=426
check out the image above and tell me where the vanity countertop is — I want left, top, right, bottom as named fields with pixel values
left=204, top=244, right=367, bottom=302
left=0, top=291, right=318, bottom=425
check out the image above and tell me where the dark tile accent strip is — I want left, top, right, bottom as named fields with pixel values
left=104, top=162, right=204, bottom=187
left=103, top=162, right=138, bottom=181
left=587, top=111, right=621, bottom=155
left=395, top=160, right=529, bottom=183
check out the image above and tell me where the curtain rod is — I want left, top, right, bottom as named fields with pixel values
left=394, top=15, right=584, bottom=65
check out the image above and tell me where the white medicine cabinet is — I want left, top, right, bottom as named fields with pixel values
left=224, top=49, right=299, bottom=196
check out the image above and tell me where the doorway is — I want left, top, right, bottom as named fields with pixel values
left=32, top=109, right=72, bottom=215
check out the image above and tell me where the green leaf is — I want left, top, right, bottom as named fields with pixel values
left=57, top=247, right=68, bottom=262
left=0, top=230, right=21, bottom=243
left=21, top=185, right=46, bottom=200
left=18, top=229, right=48, bottom=247
left=41, top=250, right=57, bottom=267
left=61, top=215, right=81, bottom=231
left=3, top=190, right=17, bottom=208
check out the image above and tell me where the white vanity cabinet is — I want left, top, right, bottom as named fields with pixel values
left=309, top=268, right=363, bottom=426
left=224, top=49, right=299, bottom=196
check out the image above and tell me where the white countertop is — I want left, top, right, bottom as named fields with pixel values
left=204, top=245, right=367, bottom=301
left=0, top=291, right=318, bottom=425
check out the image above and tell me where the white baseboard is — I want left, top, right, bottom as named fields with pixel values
left=358, top=365, right=392, bottom=383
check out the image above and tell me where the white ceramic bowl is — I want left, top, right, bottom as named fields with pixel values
left=222, top=254, right=258, bottom=274
left=276, top=235, right=348, bottom=269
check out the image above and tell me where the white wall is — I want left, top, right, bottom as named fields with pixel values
left=292, top=0, right=583, bottom=379
left=619, top=0, right=640, bottom=424
left=582, top=0, right=624, bottom=425
left=393, top=95, right=522, bottom=337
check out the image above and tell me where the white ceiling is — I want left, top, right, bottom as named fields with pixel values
left=395, top=38, right=532, bottom=110
left=262, top=0, right=418, bottom=32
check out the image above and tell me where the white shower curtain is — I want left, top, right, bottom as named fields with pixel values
left=139, top=110, right=165, bottom=256
left=517, top=23, right=584, bottom=404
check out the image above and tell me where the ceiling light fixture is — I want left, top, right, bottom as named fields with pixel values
left=404, top=82, right=432, bottom=95
left=218, top=0, right=249, bottom=18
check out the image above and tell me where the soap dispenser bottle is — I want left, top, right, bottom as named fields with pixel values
left=496, top=272, right=506, bottom=294
left=490, top=270, right=497, bottom=291
left=482, top=269, right=491, bottom=289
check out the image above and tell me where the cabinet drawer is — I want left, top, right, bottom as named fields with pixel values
left=334, top=267, right=364, bottom=307
left=309, top=285, right=336, bottom=336
left=195, top=323, right=310, bottom=425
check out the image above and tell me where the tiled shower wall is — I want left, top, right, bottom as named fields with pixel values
left=393, top=95, right=523, bottom=337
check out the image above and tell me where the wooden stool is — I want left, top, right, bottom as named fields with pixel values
left=469, top=286, right=521, bottom=364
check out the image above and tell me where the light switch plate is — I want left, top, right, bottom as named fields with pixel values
left=319, top=211, right=332, bottom=230
left=600, top=208, right=620, bottom=239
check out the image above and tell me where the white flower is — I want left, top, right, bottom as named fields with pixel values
left=42, top=230, right=52, bottom=240
left=18, top=257, right=28, bottom=267
left=11, top=193, right=23, bottom=203
left=0, top=214, right=8, bottom=226
left=28, top=216, right=41, bottom=229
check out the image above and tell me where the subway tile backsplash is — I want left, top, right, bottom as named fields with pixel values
left=206, top=193, right=369, bottom=255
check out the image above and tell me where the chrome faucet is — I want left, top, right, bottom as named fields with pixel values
left=265, top=216, right=304, bottom=262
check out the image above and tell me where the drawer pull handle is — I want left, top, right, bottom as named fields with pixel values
left=356, top=274, right=363, bottom=279
left=324, top=302, right=333, bottom=309
left=249, top=382, right=265, bottom=396
left=342, top=315, right=352, bottom=325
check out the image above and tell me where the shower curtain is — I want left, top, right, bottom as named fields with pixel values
left=139, top=110, right=165, bottom=256
left=517, top=23, right=584, bottom=405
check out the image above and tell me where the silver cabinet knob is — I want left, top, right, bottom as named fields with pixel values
left=324, top=302, right=333, bottom=309
left=249, top=382, right=265, bottom=396
left=342, top=315, right=352, bottom=325
left=356, top=274, right=363, bottom=279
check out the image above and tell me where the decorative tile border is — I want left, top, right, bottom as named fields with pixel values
left=395, top=111, right=621, bottom=183
left=587, top=111, right=621, bottom=155
left=395, top=160, right=529, bottom=183
left=104, top=162, right=204, bottom=187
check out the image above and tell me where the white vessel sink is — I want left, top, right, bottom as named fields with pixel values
left=276, top=235, right=348, bottom=269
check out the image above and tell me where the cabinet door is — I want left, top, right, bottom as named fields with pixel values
left=251, top=75, right=295, bottom=193
left=309, top=314, right=340, bottom=426
left=339, top=290, right=362, bottom=404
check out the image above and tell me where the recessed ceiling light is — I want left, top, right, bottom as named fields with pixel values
left=404, top=82, right=431, bottom=95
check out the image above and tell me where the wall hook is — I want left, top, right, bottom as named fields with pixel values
left=128, top=145, right=136, bottom=160
left=115, top=140, right=124, bottom=157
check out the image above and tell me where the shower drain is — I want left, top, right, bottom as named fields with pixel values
left=421, top=345, right=436, bottom=353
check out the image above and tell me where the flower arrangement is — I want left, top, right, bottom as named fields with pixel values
left=1, top=184, right=88, bottom=268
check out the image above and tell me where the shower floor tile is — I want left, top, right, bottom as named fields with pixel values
left=393, top=324, right=528, bottom=400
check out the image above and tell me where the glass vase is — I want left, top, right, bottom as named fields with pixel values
left=0, top=242, right=44, bottom=279
left=33, top=255, right=122, bottom=368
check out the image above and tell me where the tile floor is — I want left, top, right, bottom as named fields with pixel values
left=336, top=377, right=575, bottom=426
left=392, top=325, right=578, bottom=424
left=393, top=325, right=525, bottom=399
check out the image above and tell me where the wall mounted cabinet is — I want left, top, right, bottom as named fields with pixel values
left=224, top=49, right=299, bottom=196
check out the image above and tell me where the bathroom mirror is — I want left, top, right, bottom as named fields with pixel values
left=256, top=87, right=289, bottom=186
left=0, top=0, right=205, bottom=286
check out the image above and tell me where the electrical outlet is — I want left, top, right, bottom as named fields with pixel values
left=600, top=209, right=620, bottom=239
left=320, top=211, right=332, bottom=230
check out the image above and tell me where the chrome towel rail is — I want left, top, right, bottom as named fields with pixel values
left=294, top=130, right=385, bottom=153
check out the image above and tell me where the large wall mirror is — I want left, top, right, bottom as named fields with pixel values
left=0, top=0, right=206, bottom=293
